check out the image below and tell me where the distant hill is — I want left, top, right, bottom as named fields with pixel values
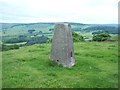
left=1, top=22, right=118, bottom=36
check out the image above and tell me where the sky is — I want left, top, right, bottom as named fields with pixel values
left=0, top=0, right=119, bottom=24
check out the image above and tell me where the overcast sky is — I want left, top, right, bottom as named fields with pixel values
left=0, top=0, right=119, bottom=24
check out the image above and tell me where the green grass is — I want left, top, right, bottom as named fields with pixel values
left=2, top=42, right=118, bottom=88
left=109, top=34, right=118, bottom=41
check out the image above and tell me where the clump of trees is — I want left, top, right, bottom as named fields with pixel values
left=1, top=44, right=19, bottom=51
left=47, top=32, right=84, bottom=43
left=25, top=35, right=48, bottom=46
left=92, top=32, right=111, bottom=41
left=3, top=37, right=28, bottom=43
left=28, top=29, right=35, bottom=34
left=3, top=35, right=48, bottom=46
left=47, top=38, right=52, bottom=43
left=72, top=32, right=84, bottom=42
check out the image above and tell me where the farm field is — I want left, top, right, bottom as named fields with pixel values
left=2, top=41, right=118, bottom=88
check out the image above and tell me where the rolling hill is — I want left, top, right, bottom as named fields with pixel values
left=1, top=22, right=118, bottom=46
left=1, top=22, right=118, bottom=36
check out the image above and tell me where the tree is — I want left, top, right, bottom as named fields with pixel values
left=47, top=32, right=84, bottom=43
left=92, top=32, right=111, bottom=41
left=72, top=32, right=84, bottom=42
left=28, top=29, right=35, bottom=34
left=47, top=38, right=52, bottom=43
left=2, top=44, right=19, bottom=51
left=39, top=31, right=43, bottom=34
left=25, top=36, right=48, bottom=45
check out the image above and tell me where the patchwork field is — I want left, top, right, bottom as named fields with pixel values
left=2, top=42, right=118, bottom=88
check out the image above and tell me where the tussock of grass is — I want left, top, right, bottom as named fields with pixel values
left=2, top=42, right=118, bottom=88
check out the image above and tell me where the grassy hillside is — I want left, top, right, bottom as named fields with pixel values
left=2, top=42, right=118, bottom=88
left=1, top=23, right=54, bottom=36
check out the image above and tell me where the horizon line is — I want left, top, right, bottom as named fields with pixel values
left=0, top=22, right=118, bottom=24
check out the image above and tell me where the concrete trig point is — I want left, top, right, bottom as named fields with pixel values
left=50, top=23, right=75, bottom=68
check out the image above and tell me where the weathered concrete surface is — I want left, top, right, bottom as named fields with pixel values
left=50, top=24, right=75, bottom=68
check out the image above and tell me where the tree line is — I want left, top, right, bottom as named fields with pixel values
left=1, top=32, right=114, bottom=51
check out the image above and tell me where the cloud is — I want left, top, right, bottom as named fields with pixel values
left=0, top=0, right=119, bottom=23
